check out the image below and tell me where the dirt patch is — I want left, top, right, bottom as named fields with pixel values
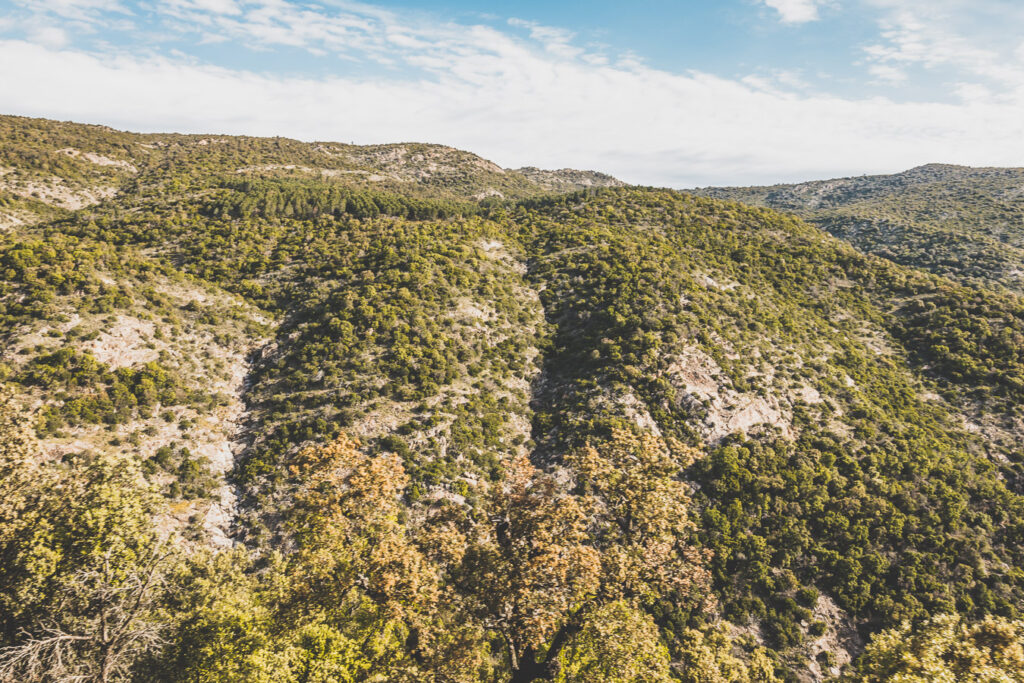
left=666, top=346, right=793, bottom=443
left=235, top=163, right=315, bottom=174
left=0, top=175, right=117, bottom=210
left=800, top=594, right=863, bottom=682
left=797, top=384, right=824, bottom=404
left=697, top=273, right=739, bottom=291
left=619, top=392, right=663, bottom=436
left=454, top=298, right=492, bottom=321
left=82, top=316, right=160, bottom=368
left=478, top=238, right=528, bottom=275
left=0, top=210, right=28, bottom=232
left=55, top=148, right=138, bottom=173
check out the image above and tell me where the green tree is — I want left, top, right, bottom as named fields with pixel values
left=845, top=613, right=1024, bottom=682
left=0, top=389, right=171, bottom=682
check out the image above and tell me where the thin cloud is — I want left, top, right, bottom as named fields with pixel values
left=1, top=36, right=1022, bottom=188
left=13, top=0, right=133, bottom=21
left=0, top=1, right=1022, bottom=187
left=861, top=0, right=1024, bottom=92
left=761, top=0, right=825, bottom=24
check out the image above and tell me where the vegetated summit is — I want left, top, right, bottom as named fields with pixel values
left=2, top=114, right=1024, bottom=683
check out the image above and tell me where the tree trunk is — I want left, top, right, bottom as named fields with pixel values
left=509, top=650, right=547, bottom=683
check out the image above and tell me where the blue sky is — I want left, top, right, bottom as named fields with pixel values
left=1, top=0, right=1023, bottom=186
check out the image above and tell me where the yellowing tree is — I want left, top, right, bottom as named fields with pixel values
left=567, top=428, right=710, bottom=606
left=461, top=428, right=712, bottom=683
left=459, top=452, right=601, bottom=681
left=283, top=434, right=492, bottom=682
left=289, top=434, right=433, bottom=618
left=674, top=626, right=781, bottom=683
left=845, top=613, right=1024, bottom=682
left=555, top=600, right=673, bottom=683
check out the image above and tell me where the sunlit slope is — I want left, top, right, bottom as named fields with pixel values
left=695, top=163, right=1024, bottom=294
left=4, top=116, right=1024, bottom=679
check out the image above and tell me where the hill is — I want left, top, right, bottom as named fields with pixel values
left=693, top=164, right=1024, bottom=294
left=2, top=116, right=1024, bottom=682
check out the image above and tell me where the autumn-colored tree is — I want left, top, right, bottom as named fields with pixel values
left=288, top=433, right=433, bottom=618
left=282, top=434, right=492, bottom=682
left=460, top=428, right=711, bottom=682
left=566, top=428, right=710, bottom=607
left=844, top=613, right=1024, bottom=682
left=458, top=452, right=601, bottom=681
left=555, top=600, right=673, bottom=683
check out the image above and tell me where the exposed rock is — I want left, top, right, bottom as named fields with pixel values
left=0, top=174, right=117, bottom=210
left=800, top=594, right=863, bottom=682
left=619, top=391, right=663, bottom=437
left=515, top=166, right=627, bottom=191
left=55, top=147, right=138, bottom=172
left=666, top=346, right=793, bottom=443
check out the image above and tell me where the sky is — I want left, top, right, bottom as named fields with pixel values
left=0, top=0, right=1023, bottom=186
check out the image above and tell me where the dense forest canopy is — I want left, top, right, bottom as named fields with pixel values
left=2, top=115, right=1024, bottom=682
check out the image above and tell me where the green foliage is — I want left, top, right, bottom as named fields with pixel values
left=696, top=164, right=1024, bottom=294
left=0, top=235, right=140, bottom=333
left=6, top=117, right=1024, bottom=681
left=556, top=601, right=674, bottom=683
left=17, top=349, right=204, bottom=431
left=892, top=287, right=1024, bottom=402
left=844, top=613, right=1024, bottom=682
left=695, top=430, right=1024, bottom=643
left=0, top=391, right=165, bottom=676
left=205, top=177, right=481, bottom=222
left=672, top=626, right=782, bottom=682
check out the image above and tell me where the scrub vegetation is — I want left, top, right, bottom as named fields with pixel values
left=3, top=115, right=1024, bottom=681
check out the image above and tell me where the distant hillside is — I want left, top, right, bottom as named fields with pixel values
left=693, top=163, right=1024, bottom=293
left=514, top=166, right=627, bottom=192
left=0, top=115, right=627, bottom=229
left=2, top=116, right=1024, bottom=683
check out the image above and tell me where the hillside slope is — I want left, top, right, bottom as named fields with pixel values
left=2, top=117, right=1024, bottom=682
left=693, top=164, right=1024, bottom=294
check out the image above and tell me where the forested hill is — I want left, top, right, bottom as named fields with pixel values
left=2, top=115, right=1024, bottom=682
left=693, top=164, right=1024, bottom=294
left=0, top=114, right=625, bottom=225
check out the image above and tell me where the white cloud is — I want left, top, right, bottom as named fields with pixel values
left=14, top=0, right=131, bottom=21
left=27, top=24, right=68, bottom=47
left=1, top=33, right=1022, bottom=188
left=508, top=18, right=582, bottom=59
left=867, top=63, right=907, bottom=84
left=861, top=0, right=1024, bottom=94
left=182, top=0, right=240, bottom=15
left=0, top=0, right=1022, bottom=187
left=762, top=0, right=825, bottom=24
